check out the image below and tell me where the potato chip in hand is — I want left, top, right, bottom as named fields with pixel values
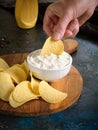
left=40, top=37, right=64, bottom=56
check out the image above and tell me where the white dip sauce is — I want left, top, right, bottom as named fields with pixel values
left=29, top=50, right=70, bottom=69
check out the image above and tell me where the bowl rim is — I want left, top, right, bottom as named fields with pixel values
left=27, top=49, right=73, bottom=71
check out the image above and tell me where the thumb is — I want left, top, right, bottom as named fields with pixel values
left=64, top=19, right=79, bottom=38
left=52, top=15, right=71, bottom=40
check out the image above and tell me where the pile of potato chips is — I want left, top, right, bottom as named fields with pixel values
left=0, top=37, right=68, bottom=108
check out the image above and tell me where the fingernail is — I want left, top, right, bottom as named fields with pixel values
left=52, top=32, right=62, bottom=40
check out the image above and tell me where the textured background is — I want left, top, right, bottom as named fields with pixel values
left=0, top=4, right=98, bottom=130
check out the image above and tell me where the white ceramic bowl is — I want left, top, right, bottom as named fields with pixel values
left=27, top=49, right=72, bottom=82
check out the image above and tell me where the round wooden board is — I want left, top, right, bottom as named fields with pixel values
left=0, top=53, right=83, bottom=117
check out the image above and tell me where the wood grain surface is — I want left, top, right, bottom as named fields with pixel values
left=64, top=39, right=79, bottom=54
left=0, top=52, right=83, bottom=117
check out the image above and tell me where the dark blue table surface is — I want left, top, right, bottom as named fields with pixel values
left=0, top=7, right=98, bottom=130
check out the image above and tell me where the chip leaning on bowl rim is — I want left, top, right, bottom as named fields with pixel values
left=27, top=49, right=72, bottom=82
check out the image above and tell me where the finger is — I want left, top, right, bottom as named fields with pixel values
left=43, top=10, right=54, bottom=36
left=67, top=19, right=79, bottom=32
left=63, top=30, right=73, bottom=39
left=50, top=15, right=59, bottom=25
left=52, top=12, right=72, bottom=40
left=78, top=10, right=94, bottom=26
left=68, top=19, right=79, bottom=37
left=72, top=25, right=79, bottom=38
left=63, top=19, right=79, bottom=38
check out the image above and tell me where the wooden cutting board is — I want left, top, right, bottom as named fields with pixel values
left=0, top=52, right=83, bottom=117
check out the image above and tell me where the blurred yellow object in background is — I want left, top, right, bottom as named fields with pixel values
left=15, top=0, right=38, bottom=29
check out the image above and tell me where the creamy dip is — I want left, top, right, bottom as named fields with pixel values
left=29, top=50, right=71, bottom=70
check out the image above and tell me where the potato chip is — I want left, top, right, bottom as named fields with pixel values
left=39, top=81, right=67, bottom=103
left=40, top=37, right=64, bottom=56
left=0, top=68, right=4, bottom=72
left=6, top=65, right=27, bottom=84
left=0, top=72, right=15, bottom=101
left=0, top=58, right=9, bottom=71
left=12, top=81, right=39, bottom=103
left=21, top=60, right=29, bottom=75
left=30, top=72, right=40, bottom=95
left=13, top=61, right=29, bottom=77
left=9, top=93, right=24, bottom=108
